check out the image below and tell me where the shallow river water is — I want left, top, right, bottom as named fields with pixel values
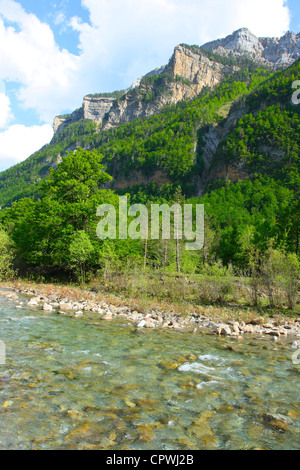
left=0, top=289, right=299, bottom=450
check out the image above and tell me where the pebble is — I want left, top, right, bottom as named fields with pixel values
left=42, top=303, right=53, bottom=312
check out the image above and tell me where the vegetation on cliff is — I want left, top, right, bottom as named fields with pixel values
left=0, top=66, right=275, bottom=207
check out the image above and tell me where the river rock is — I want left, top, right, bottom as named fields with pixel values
left=42, top=303, right=53, bottom=312
left=6, top=293, right=18, bottom=300
left=240, top=324, right=255, bottom=334
left=59, top=302, right=73, bottom=311
left=145, top=320, right=156, bottom=329
left=218, top=325, right=232, bottom=336
left=265, top=327, right=280, bottom=337
left=205, top=321, right=220, bottom=334
left=28, top=297, right=40, bottom=306
left=102, top=313, right=113, bottom=320
left=74, top=311, right=83, bottom=318
left=262, top=413, right=293, bottom=432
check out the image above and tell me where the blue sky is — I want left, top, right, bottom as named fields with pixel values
left=0, top=0, right=299, bottom=171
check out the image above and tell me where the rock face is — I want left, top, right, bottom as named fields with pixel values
left=53, top=97, right=116, bottom=134
left=53, top=28, right=300, bottom=135
left=53, top=107, right=84, bottom=134
left=102, top=45, right=238, bottom=130
left=202, top=28, right=300, bottom=69
left=102, top=79, right=196, bottom=131
left=83, top=96, right=115, bottom=122
left=165, top=44, right=239, bottom=93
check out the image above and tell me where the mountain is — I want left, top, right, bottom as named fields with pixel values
left=202, top=28, right=300, bottom=69
left=52, top=28, right=300, bottom=137
left=0, top=28, right=300, bottom=207
left=53, top=44, right=240, bottom=135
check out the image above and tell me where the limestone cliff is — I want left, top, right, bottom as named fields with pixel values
left=102, top=78, right=197, bottom=131
left=202, top=28, right=300, bottom=69
left=102, top=45, right=238, bottom=130
left=83, top=96, right=115, bottom=122
left=165, top=45, right=239, bottom=93
left=53, top=28, right=300, bottom=136
left=53, top=96, right=116, bottom=134
left=53, top=107, right=84, bottom=134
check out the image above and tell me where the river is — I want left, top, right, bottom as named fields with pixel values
left=0, top=288, right=299, bottom=450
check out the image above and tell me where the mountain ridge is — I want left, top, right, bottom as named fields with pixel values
left=203, top=27, right=300, bottom=69
left=52, top=28, right=300, bottom=137
left=0, top=28, right=299, bottom=208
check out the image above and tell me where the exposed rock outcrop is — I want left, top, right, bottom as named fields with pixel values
left=102, top=79, right=197, bottom=131
left=53, top=97, right=116, bottom=135
left=83, top=96, right=115, bottom=122
left=102, top=45, right=238, bottom=130
left=202, top=28, right=300, bottom=69
left=53, top=107, right=84, bottom=134
left=165, top=45, right=239, bottom=93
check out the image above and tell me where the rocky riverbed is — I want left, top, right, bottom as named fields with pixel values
left=0, top=282, right=299, bottom=450
left=1, top=283, right=300, bottom=342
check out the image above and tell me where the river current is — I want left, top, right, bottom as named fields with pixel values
left=0, top=289, right=299, bottom=450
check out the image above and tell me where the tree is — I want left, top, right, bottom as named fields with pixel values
left=44, top=148, right=112, bottom=203
left=69, top=231, right=94, bottom=283
left=4, top=149, right=114, bottom=275
left=0, top=227, right=15, bottom=281
left=261, top=247, right=300, bottom=309
left=173, top=186, right=185, bottom=274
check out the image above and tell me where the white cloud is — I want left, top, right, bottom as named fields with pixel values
left=0, top=92, right=13, bottom=128
left=0, top=0, right=291, bottom=124
left=0, top=124, right=53, bottom=172
left=73, top=0, right=291, bottom=89
left=0, top=0, right=79, bottom=122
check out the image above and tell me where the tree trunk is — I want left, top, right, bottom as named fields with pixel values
left=164, top=240, right=168, bottom=267
left=176, top=228, right=180, bottom=274
left=144, top=237, right=148, bottom=271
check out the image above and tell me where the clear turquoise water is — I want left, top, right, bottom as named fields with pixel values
left=0, top=290, right=299, bottom=450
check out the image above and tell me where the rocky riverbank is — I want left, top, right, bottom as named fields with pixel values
left=1, top=281, right=300, bottom=342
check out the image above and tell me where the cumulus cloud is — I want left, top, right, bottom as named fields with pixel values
left=0, top=0, right=291, bottom=123
left=0, top=124, right=53, bottom=172
left=0, top=92, right=13, bottom=128
left=0, top=0, right=79, bottom=122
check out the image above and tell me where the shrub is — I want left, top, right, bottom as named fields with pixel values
left=261, top=248, right=299, bottom=309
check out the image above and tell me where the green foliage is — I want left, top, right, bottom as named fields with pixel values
left=0, top=227, right=15, bottom=280
left=69, top=231, right=94, bottom=283
left=222, top=104, right=300, bottom=186
left=3, top=149, right=115, bottom=275
left=85, top=90, right=126, bottom=99
left=97, top=70, right=266, bottom=188
left=194, top=176, right=298, bottom=266
left=261, top=247, right=300, bottom=309
left=0, top=67, right=273, bottom=207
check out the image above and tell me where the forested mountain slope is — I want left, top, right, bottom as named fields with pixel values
left=0, top=30, right=300, bottom=207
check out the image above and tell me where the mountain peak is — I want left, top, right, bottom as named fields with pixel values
left=203, top=28, right=263, bottom=55
left=202, top=28, right=300, bottom=68
left=233, top=27, right=253, bottom=34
